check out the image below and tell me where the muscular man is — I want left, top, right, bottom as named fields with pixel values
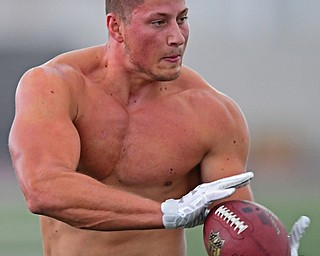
left=9, top=0, right=254, bottom=255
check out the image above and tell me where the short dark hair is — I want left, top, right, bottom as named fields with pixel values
left=105, top=0, right=145, bottom=22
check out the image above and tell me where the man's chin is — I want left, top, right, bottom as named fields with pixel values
left=153, top=67, right=181, bottom=81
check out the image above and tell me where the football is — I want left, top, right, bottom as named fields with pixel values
left=203, top=200, right=290, bottom=256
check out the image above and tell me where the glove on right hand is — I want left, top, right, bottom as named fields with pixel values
left=161, top=172, right=254, bottom=229
left=289, top=215, right=311, bottom=256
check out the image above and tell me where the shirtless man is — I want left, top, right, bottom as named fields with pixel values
left=9, top=0, right=254, bottom=255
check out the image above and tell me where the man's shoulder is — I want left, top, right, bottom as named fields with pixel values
left=20, top=62, right=81, bottom=92
left=179, top=65, right=211, bottom=89
left=26, top=44, right=104, bottom=79
left=51, top=45, right=104, bottom=66
left=178, top=68, right=248, bottom=147
left=178, top=66, right=225, bottom=104
left=179, top=66, right=244, bottom=123
left=17, top=56, right=86, bottom=106
left=20, top=46, right=100, bottom=90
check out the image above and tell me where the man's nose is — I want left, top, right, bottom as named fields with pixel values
left=167, top=23, right=186, bottom=47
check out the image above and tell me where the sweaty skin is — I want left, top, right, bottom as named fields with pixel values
left=9, top=0, right=253, bottom=255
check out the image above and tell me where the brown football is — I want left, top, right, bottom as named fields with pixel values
left=203, top=200, right=290, bottom=256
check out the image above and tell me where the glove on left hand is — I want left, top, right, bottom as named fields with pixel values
left=161, top=172, right=254, bottom=229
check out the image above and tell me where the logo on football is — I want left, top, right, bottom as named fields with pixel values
left=208, top=231, right=225, bottom=256
left=203, top=200, right=290, bottom=256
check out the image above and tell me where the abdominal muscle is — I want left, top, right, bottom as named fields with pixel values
left=40, top=216, right=186, bottom=256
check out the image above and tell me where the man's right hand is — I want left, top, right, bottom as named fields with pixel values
left=289, top=215, right=311, bottom=256
left=161, top=172, right=254, bottom=229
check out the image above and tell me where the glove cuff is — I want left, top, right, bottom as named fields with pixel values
left=161, top=199, right=179, bottom=229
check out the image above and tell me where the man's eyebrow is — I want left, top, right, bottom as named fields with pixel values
left=179, top=8, right=189, bottom=16
left=147, top=8, right=189, bottom=18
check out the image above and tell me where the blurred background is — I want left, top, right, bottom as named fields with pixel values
left=1, top=0, right=319, bottom=255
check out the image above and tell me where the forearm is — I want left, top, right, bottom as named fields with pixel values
left=24, top=170, right=163, bottom=231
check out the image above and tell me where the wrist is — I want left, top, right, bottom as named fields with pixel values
left=161, top=199, right=179, bottom=229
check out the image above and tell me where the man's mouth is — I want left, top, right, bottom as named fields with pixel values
left=163, top=55, right=181, bottom=63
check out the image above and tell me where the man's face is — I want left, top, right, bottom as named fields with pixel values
left=121, top=0, right=189, bottom=81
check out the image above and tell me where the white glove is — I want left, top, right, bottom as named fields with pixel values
left=161, top=172, right=254, bottom=229
left=289, top=216, right=311, bottom=256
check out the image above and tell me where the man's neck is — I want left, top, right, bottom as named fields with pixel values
left=103, top=43, right=166, bottom=106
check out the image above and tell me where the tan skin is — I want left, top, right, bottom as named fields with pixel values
left=9, top=0, right=253, bottom=255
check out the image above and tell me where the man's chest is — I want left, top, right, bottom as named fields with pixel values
left=75, top=96, right=207, bottom=184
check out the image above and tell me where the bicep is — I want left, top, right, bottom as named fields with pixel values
left=200, top=151, right=253, bottom=202
left=200, top=125, right=249, bottom=183
left=10, top=115, right=81, bottom=174
left=9, top=68, right=81, bottom=188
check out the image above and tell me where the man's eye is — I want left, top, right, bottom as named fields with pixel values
left=151, top=20, right=166, bottom=26
left=178, top=16, right=188, bottom=24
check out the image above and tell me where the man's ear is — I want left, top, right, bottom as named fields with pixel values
left=106, top=14, right=124, bottom=43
